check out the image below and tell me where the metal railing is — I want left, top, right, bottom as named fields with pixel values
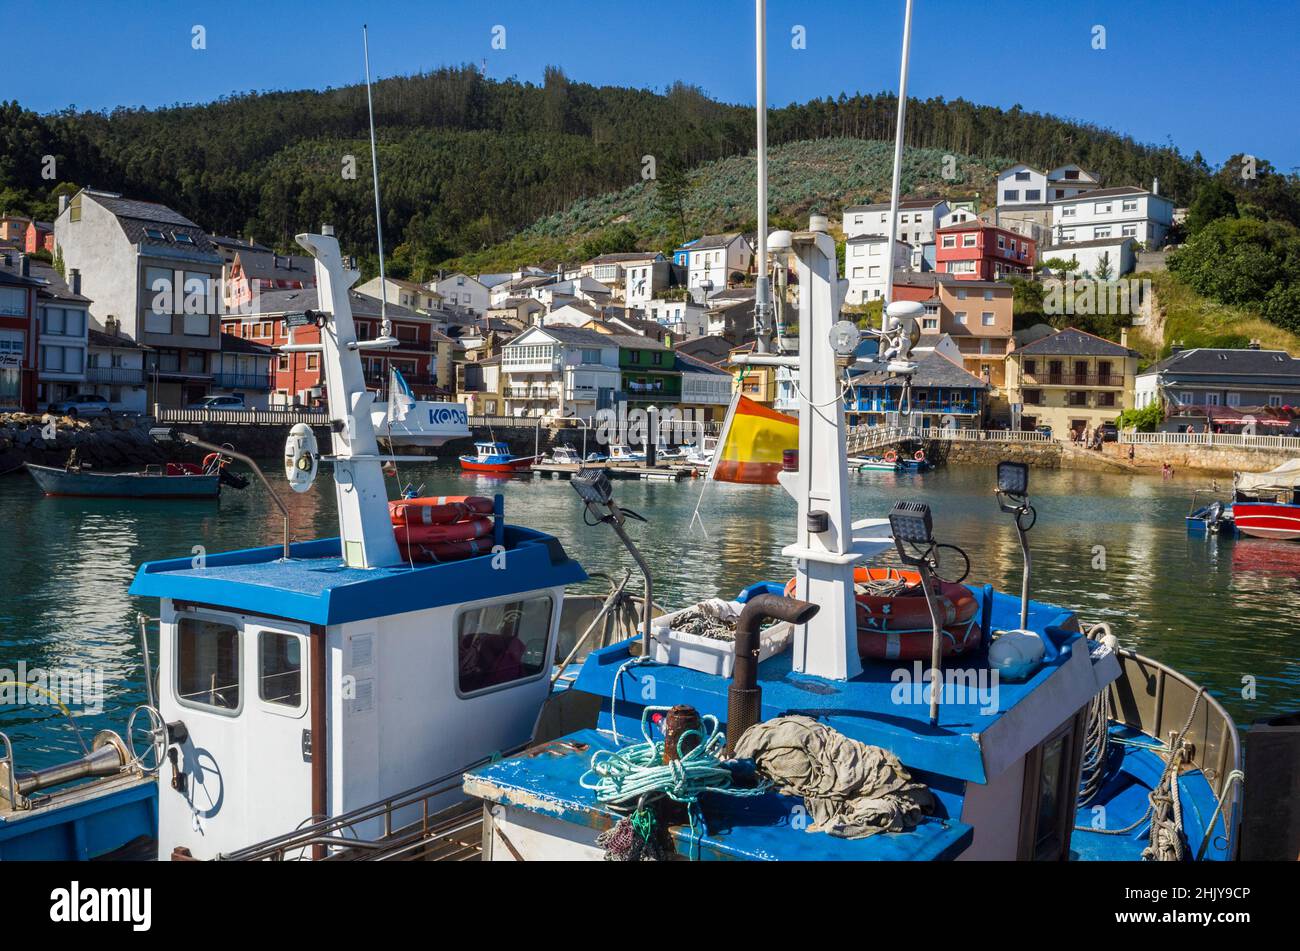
left=1023, top=373, right=1123, bottom=387
left=85, top=366, right=146, bottom=384
left=1120, top=429, right=1300, bottom=451
left=155, top=406, right=330, bottom=425
left=213, top=372, right=272, bottom=391
left=846, top=425, right=1054, bottom=454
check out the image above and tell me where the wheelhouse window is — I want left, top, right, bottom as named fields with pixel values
left=456, top=596, right=553, bottom=694
left=176, top=616, right=241, bottom=713
left=258, top=630, right=303, bottom=708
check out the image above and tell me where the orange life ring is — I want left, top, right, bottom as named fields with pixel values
left=400, top=537, right=497, bottom=563
left=884, top=450, right=898, bottom=463
left=914, top=449, right=926, bottom=462
left=202, top=452, right=226, bottom=470
left=783, top=567, right=981, bottom=661
left=394, top=516, right=493, bottom=546
left=390, top=495, right=494, bottom=526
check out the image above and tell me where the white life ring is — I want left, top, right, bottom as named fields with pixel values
left=284, top=423, right=319, bottom=493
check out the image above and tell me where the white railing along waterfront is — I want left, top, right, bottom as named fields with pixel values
left=156, top=407, right=330, bottom=426
left=1120, top=429, right=1300, bottom=451
left=846, top=425, right=1054, bottom=453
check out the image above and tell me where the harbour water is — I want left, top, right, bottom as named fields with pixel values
left=1, top=461, right=1296, bottom=767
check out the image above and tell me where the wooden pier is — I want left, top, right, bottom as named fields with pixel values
left=529, top=462, right=696, bottom=482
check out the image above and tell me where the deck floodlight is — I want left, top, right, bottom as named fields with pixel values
left=997, top=460, right=1029, bottom=497
left=888, top=500, right=934, bottom=558
left=571, top=466, right=614, bottom=507
left=994, top=460, right=1036, bottom=630
left=148, top=426, right=178, bottom=444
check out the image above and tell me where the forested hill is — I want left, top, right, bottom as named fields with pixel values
left=1, top=65, right=1213, bottom=273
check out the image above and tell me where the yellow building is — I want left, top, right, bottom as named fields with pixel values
left=1006, top=327, right=1139, bottom=438
left=726, top=343, right=776, bottom=405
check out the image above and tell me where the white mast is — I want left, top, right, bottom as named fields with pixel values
left=882, top=0, right=914, bottom=309
left=363, top=24, right=394, bottom=344
left=752, top=0, right=770, bottom=354
left=295, top=230, right=403, bottom=569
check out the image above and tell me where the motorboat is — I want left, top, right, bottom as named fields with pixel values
left=458, top=440, right=537, bottom=474
left=24, top=450, right=247, bottom=499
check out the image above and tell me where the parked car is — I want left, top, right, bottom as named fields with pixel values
left=1099, top=422, right=1119, bottom=442
left=47, top=394, right=112, bottom=418
left=188, top=395, right=248, bottom=411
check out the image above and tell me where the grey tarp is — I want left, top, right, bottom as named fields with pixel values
left=734, top=715, right=934, bottom=838
left=1235, top=458, right=1300, bottom=494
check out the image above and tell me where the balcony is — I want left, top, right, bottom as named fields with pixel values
left=364, top=369, right=437, bottom=389
left=85, top=365, right=146, bottom=385
left=850, top=397, right=981, bottom=416
left=214, top=372, right=272, bottom=391
left=1024, top=372, right=1123, bottom=388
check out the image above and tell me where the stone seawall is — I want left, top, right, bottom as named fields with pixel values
left=926, top=439, right=1064, bottom=469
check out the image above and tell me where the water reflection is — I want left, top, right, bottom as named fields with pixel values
left=1, top=458, right=1296, bottom=765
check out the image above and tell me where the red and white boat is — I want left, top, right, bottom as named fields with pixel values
left=457, top=440, right=537, bottom=474
left=1230, top=459, right=1300, bottom=540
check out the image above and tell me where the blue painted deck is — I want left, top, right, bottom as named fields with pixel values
left=1070, top=725, right=1232, bottom=861
left=0, top=777, right=157, bottom=861
left=465, top=730, right=973, bottom=861
left=130, top=526, right=587, bottom=626
left=575, top=586, right=1081, bottom=783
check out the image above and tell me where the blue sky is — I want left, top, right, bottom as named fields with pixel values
left=8, top=0, right=1296, bottom=169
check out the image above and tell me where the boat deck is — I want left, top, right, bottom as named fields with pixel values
left=1069, top=725, right=1232, bottom=861
left=465, top=730, right=973, bottom=861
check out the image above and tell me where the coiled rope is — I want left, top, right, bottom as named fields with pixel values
left=583, top=703, right=770, bottom=860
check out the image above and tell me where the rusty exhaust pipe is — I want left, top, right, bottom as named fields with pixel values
left=725, top=594, right=819, bottom=756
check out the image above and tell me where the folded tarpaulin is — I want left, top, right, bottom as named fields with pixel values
left=1235, top=458, right=1300, bottom=494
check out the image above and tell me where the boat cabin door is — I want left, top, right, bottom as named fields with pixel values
left=158, top=606, right=315, bottom=860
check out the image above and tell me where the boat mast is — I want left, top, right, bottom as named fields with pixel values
left=881, top=0, right=914, bottom=310
left=752, top=0, right=770, bottom=354
left=363, top=25, right=394, bottom=346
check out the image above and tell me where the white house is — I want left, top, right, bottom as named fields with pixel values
left=843, top=198, right=949, bottom=246
left=676, top=350, right=733, bottom=423
left=1050, top=184, right=1174, bottom=250
left=86, top=320, right=150, bottom=413
left=543, top=302, right=606, bottom=328
left=687, top=234, right=753, bottom=296
left=355, top=275, right=443, bottom=313
left=579, top=252, right=669, bottom=307
left=1038, top=237, right=1137, bottom=279
left=32, top=261, right=91, bottom=409
left=844, top=236, right=911, bottom=305
left=500, top=324, right=621, bottom=418
left=432, top=273, right=489, bottom=316
left=646, top=298, right=708, bottom=339
left=997, top=164, right=1102, bottom=207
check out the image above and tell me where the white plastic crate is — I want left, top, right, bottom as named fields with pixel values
left=650, top=598, right=794, bottom=677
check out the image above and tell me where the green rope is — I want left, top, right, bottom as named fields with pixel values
left=581, top=705, right=770, bottom=860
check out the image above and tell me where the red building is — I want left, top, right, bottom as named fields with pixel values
left=221, top=286, right=454, bottom=409
left=0, top=252, right=41, bottom=411
left=24, top=220, right=54, bottom=255
left=935, top=221, right=1035, bottom=281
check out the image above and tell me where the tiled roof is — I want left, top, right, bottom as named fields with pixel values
left=853, top=350, right=989, bottom=389
left=520, top=325, right=615, bottom=347
left=675, top=350, right=730, bottom=375
left=87, top=192, right=217, bottom=255
left=219, top=332, right=275, bottom=356
left=88, top=328, right=149, bottom=350
left=1014, top=327, right=1137, bottom=358
left=691, top=233, right=746, bottom=251
left=845, top=197, right=947, bottom=213
left=29, top=262, right=91, bottom=303
left=1139, top=347, right=1300, bottom=382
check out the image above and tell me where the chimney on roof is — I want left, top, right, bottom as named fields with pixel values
left=70, top=268, right=81, bottom=296
left=1152, top=177, right=1160, bottom=196
left=1120, top=327, right=1129, bottom=348
left=1248, top=338, right=1261, bottom=350
left=1170, top=344, right=1184, bottom=353
left=58, top=195, right=69, bottom=216
left=18, top=253, right=29, bottom=278
left=105, top=315, right=119, bottom=337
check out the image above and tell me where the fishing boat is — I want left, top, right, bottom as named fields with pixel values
left=371, top=366, right=471, bottom=449
left=0, top=11, right=1268, bottom=866
left=607, top=443, right=646, bottom=464
left=23, top=451, right=247, bottom=499
left=458, top=440, right=537, bottom=474
left=1227, top=460, right=1300, bottom=540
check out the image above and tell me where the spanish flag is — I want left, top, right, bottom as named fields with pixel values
left=708, top=394, right=798, bottom=484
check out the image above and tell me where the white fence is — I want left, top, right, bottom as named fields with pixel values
left=1120, top=429, right=1300, bottom=451
left=846, top=425, right=1054, bottom=453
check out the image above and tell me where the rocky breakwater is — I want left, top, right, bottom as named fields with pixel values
left=0, top=413, right=173, bottom=473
